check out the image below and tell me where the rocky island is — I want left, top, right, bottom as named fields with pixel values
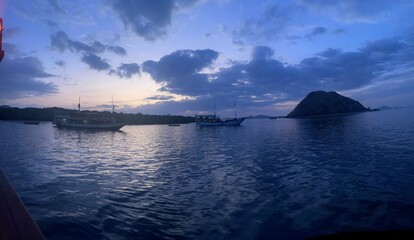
left=286, top=91, right=371, bottom=118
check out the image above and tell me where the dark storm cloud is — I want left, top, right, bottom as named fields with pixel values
left=110, top=0, right=199, bottom=41
left=142, top=49, right=219, bottom=95
left=109, top=63, right=140, bottom=78
left=81, top=53, right=111, bottom=71
left=0, top=46, right=58, bottom=99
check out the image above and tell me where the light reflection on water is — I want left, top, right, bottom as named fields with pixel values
left=1, top=108, right=414, bottom=239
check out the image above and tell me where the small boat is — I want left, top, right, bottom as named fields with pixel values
left=168, top=124, right=180, bottom=126
left=53, top=97, right=125, bottom=131
left=23, top=121, right=40, bottom=125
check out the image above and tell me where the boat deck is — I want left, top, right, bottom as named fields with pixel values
left=0, top=168, right=45, bottom=240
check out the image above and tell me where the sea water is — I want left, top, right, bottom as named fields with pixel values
left=1, top=108, right=414, bottom=239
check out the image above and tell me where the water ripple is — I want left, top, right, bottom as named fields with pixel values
left=1, top=108, right=414, bottom=239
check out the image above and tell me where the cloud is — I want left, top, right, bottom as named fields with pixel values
left=107, top=46, right=127, bottom=56
left=50, top=31, right=129, bottom=72
left=140, top=37, right=414, bottom=114
left=296, top=0, right=410, bottom=23
left=109, top=63, right=140, bottom=78
left=142, top=49, right=219, bottom=95
left=81, top=53, right=111, bottom=71
left=3, top=28, right=22, bottom=40
left=110, top=0, right=199, bottom=41
left=316, top=48, right=342, bottom=58
left=144, top=95, right=174, bottom=101
left=305, top=26, right=327, bottom=39
left=122, top=96, right=212, bottom=115
left=333, top=28, right=345, bottom=34
left=55, top=60, right=66, bottom=67
left=0, top=46, right=58, bottom=99
left=231, top=3, right=294, bottom=45
left=50, top=31, right=127, bottom=56
left=11, top=0, right=95, bottom=26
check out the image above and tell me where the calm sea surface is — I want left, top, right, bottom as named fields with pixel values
left=1, top=108, right=414, bottom=240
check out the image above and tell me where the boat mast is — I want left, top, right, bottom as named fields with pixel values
left=213, top=96, right=216, bottom=117
left=112, top=95, right=115, bottom=113
left=78, top=97, right=81, bottom=111
left=234, top=97, right=237, bottom=119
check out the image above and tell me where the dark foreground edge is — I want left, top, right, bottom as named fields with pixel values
left=0, top=168, right=45, bottom=240
left=308, top=229, right=414, bottom=239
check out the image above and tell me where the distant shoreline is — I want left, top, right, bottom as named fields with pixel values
left=0, top=106, right=195, bottom=125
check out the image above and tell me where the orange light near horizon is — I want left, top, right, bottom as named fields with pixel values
left=0, top=18, right=3, bottom=31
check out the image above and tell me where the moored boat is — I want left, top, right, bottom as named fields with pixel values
left=54, top=111, right=125, bottom=130
left=53, top=97, right=125, bottom=131
left=195, top=98, right=248, bottom=126
left=195, top=115, right=247, bottom=126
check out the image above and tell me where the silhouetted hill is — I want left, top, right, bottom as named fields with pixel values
left=286, top=91, right=370, bottom=118
left=0, top=107, right=194, bottom=125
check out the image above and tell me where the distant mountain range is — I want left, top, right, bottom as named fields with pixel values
left=286, top=91, right=373, bottom=118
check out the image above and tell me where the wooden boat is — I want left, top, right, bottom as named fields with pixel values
left=195, top=98, right=248, bottom=127
left=195, top=115, right=247, bottom=126
left=53, top=97, right=124, bottom=131
left=54, top=111, right=124, bottom=130
left=0, top=168, right=45, bottom=239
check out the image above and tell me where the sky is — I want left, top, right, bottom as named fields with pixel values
left=1, top=0, right=414, bottom=116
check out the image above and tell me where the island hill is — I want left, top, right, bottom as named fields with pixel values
left=286, top=91, right=374, bottom=118
left=0, top=106, right=194, bottom=125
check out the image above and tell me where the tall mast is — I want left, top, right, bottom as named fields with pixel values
left=78, top=97, right=81, bottom=111
left=213, top=96, right=216, bottom=117
left=234, top=97, right=237, bottom=119
left=112, top=95, right=115, bottom=113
